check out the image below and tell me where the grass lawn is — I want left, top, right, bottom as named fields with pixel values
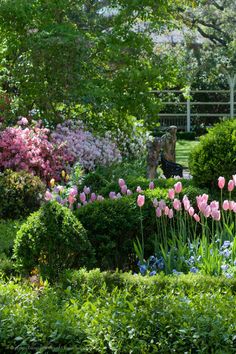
left=176, top=139, right=199, bottom=167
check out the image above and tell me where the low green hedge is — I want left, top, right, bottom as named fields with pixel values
left=0, top=270, right=236, bottom=353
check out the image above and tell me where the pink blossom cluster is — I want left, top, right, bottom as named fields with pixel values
left=45, top=184, right=105, bottom=209
left=0, top=125, right=74, bottom=182
left=51, top=120, right=122, bottom=171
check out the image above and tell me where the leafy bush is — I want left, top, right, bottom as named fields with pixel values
left=0, top=170, right=46, bottom=219
left=13, top=201, right=95, bottom=281
left=0, top=124, right=74, bottom=181
left=1, top=271, right=236, bottom=353
left=189, top=119, right=236, bottom=187
left=0, top=219, right=23, bottom=257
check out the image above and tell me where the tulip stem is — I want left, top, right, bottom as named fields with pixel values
left=139, top=207, right=144, bottom=258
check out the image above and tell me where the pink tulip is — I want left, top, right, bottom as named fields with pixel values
left=83, top=200, right=88, bottom=206
left=193, top=214, right=200, bottom=222
left=233, top=203, right=236, bottom=213
left=229, top=201, right=235, bottom=211
left=211, top=209, right=221, bottom=221
left=164, top=206, right=170, bottom=216
left=91, top=193, right=97, bottom=202
left=174, top=181, right=182, bottom=194
left=210, top=201, right=219, bottom=210
left=83, top=186, right=90, bottom=195
left=127, top=189, right=132, bottom=196
left=68, top=194, right=76, bottom=205
left=121, top=184, right=127, bottom=194
left=168, top=208, right=174, bottom=219
left=159, top=199, right=166, bottom=210
left=173, top=198, right=181, bottom=211
left=156, top=207, right=162, bottom=218
left=69, top=186, right=78, bottom=196
left=149, top=181, right=155, bottom=190
left=137, top=195, right=145, bottom=208
left=118, top=178, right=126, bottom=188
left=45, top=190, right=53, bottom=201
left=183, top=195, right=190, bottom=211
left=168, top=188, right=175, bottom=200
left=188, top=207, right=194, bottom=217
left=97, top=195, right=104, bottom=201
left=79, top=192, right=86, bottom=203
left=136, top=186, right=143, bottom=193
left=218, top=176, right=225, bottom=189
left=198, top=201, right=207, bottom=213
left=153, top=198, right=158, bottom=208
left=109, top=191, right=116, bottom=200
left=222, top=200, right=230, bottom=211
left=203, top=205, right=211, bottom=218
left=228, top=180, right=235, bottom=192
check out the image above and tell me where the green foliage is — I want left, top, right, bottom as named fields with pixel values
left=0, top=169, right=46, bottom=219
left=0, top=219, right=23, bottom=257
left=189, top=119, right=236, bottom=187
left=1, top=271, right=236, bottom=352
left=13, top=201, right=95, bottom=281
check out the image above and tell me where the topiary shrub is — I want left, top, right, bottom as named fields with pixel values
left=13, top=201, right=95, bottom=281
left=0, top=170, right=46, bottom=219
left=189, top=119, right=236, bottom=187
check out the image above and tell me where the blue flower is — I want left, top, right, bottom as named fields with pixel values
left=225, top=273, right=232, bottom=279
left=190, top=267, right=199, bottom=273
left=139, top=264, right=147, bottom=276
left=149, top=271, right=157, bottom=276
left=221, top=264, right=229, bottom=271
left=222, top=241, right=231, bottom=249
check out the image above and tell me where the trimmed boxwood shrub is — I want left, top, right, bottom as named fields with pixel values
left=189, top=118, right=236, bottom=187
left=0, top=169, right=46, bottom=219
left=13, top=201, right=95, bottom=281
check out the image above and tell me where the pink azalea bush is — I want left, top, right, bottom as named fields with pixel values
left=0, top=124, right=74, bottom=182
left=51, top=120, right=122, bottom=171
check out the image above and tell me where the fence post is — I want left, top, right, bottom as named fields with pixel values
left=228, top=74, right=236, bottom=118
left=187, top=93, right=191, bottom=132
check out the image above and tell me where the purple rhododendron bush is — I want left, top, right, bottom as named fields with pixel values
left=51, top=120, right=122, bottom=171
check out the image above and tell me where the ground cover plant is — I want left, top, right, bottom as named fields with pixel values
left=0, top=270, right=236, bottom=353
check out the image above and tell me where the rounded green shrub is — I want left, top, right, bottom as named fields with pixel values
left=0, top=169, right=46, bottom=219
left=189, top=119, right=236, bottom=187
left=13, top=201, right=95, bottom=281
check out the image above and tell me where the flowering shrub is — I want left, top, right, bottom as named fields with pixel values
left=0, top=124, right=74, bottom=182
left=51, top=120, right=121, bottom=171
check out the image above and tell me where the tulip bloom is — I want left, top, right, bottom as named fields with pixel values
left=149, top=181, right=155, bottom=190
left=168, top=188, right=175, bottom=200
left=218, top=176, right=225, bottom=189
left=79, top=192, right=86, bottom=203
left=174, top=181, right=182, bottom=194
left=121, top=184, right=128, bottom=194
left=137, top=195, right=145, bottom=208
left=228, top=180, right=235, bottom=192
left=193, top=214, right=200, bottom=222
left=222, top=200, right=230, bottom=211
left=168, top=208, right=174, bottom=219
left=173, top=198, right=181, bottom=211
left=118, top=178, right=125, bottom=188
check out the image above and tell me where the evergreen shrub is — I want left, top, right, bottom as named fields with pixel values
left=0, top=170, right=46, bottom=219
left=14, top=201, right=95, bottom=281
left=189, top=119, right=236, bottom=187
